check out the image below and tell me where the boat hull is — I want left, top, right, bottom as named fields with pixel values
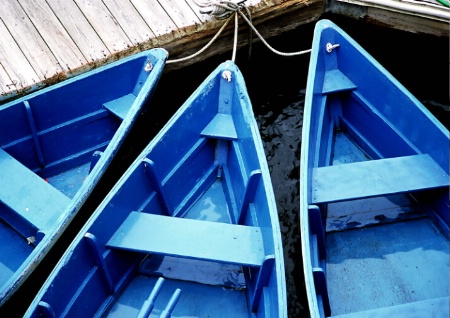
left=0, top=48, right=167, bottom=306
left=25, top=61, right=286, bottom=317
left=301, top=19, right=449, bottom=317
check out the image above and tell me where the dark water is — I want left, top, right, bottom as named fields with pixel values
left=2, top=15, right=448, bottom=318
left=254, top=92, right=306, bottom=316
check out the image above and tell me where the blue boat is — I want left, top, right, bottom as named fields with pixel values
left=300, top=19, right=449, bottom=317
left=24, top=61, right=287, bottom=317
left=0, top=48, right=167, bottom=306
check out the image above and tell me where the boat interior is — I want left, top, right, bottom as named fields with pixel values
left=303, top=21, right=449, bottom=316
left=0, top=55, right=155, bottom=289
left=307, top=84, right=449, bottom=316
left=30, top=66, right=282, bottom=317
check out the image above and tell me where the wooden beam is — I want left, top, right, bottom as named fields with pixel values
left=326, top=0, right=449, bottom=37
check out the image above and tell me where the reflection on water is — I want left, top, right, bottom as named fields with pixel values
left=253, top=88, right=307, bottom=317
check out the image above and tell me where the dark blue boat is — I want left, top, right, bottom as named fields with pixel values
left=0, top=48, right=167, bottom=305
left=24, top=61, right=287, bottom=317
left=301, top=20, right=449, bottom=317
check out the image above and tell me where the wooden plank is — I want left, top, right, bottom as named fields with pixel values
left=130, top=0, right=178, bottom=36
left=322, top=69, right=357, bottom=94
left=184, top=0, right=214, bottom=23
left=367, top=6, right=449, bottom=37
left=0, top=19, right=40, bottom=91
left=312, top=154, right=449, bottom=204
left=107, top=212, right=266, bottom=267
left=0, top=149, right=70, bottom=235
left=0, top=1, right=63, bottom=78
left=0, top=63, right=15, bottom=96
left=46, top=0, right=110, bottom=62
left=157, top=0, right=201, bottom=28
left=103, top=93, right=136, bottom=120
left=17, top=0, right=85, bottom=71
left=74, top=0, right=133, bottom=53
left=327, top=0, right=449, bottom=37
left=102, top=0, right=156, bottom=45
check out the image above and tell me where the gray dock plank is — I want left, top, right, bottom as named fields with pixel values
left=0, top=0, right=326, bottom=102
left=130, top=0, right=179, bottom=36
left=158, top=0, right=202, bottom=28
left=0, top=63, right=14, bottom=95
left=102, top=0, right=156, bottom=44
left=0, top=1, right=63, bottom=78
left=17, top=0, right=85, bottom=70
left=0, top=19, right=39, bottom=91
left=46, top=0, right=110, bottom=62
left=73, top=0, right=133, bottom=53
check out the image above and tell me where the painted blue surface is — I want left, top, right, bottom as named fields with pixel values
left=24, top=61, right=286, bottom=317
left=326, top=218, right=449, bottom=315
left=300, top=20, right=450, bottom=317
left=0, top=48, right=167, bottom=305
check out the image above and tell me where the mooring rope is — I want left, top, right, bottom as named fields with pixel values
left=236, top=9, right=312, bottom=56
left=192, top=0, right=243, bottom=19
left=166, top=0, right=311, bottom=64
left=166, top=14, right=234, bottom=64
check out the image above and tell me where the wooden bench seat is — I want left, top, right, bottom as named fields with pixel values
left=107, top=212, right=266, bottom=267
left=312, top=154, right=449, bottom=204
left=103, top=93, right=136, bottom=120
left=106, top=211, right=274, bottom=312
left=0, top=149, right=70, bottom=239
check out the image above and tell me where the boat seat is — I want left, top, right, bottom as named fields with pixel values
left=322, top=69, right=357, bottom=94
left=107, top=211, right=274, bottom=312
left=103, top=93, right=136, bottom=120
left=201, top=113, right=237, bottom=140
left=312, top=154, right=449, bottom=204
left=107, top=211, right=266, bottom=266
left=0, top=149, right=70, bottom=240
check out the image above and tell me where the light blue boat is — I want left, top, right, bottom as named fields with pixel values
left=0, top=48, right=167, bottom=307
left=24, top=61, right=287, bottom=317
left=300, top=20, right=449, bottom=317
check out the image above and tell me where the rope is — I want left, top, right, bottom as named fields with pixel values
left=167, top=0, right=311, bottom=64
left=237, top=10, right=312, bottom=56
left=192, top=0, right=243, bottom=19
left=231, top=11, right=239, bottom=62
left=166, top=15, right=233, bottom=64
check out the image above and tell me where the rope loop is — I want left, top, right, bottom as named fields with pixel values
left=192, top=0, right=246, bottom=19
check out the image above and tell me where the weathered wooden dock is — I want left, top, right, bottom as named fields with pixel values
left=0, top=0, right=323, bottom=102
left=327, top=0, right=449, bottom=37
left=0, top=0, right=448, bottom=103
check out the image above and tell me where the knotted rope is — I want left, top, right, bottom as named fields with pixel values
left=167, top=0, right=311, bottom=64
left=192, top=0, right=244, bottom=19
